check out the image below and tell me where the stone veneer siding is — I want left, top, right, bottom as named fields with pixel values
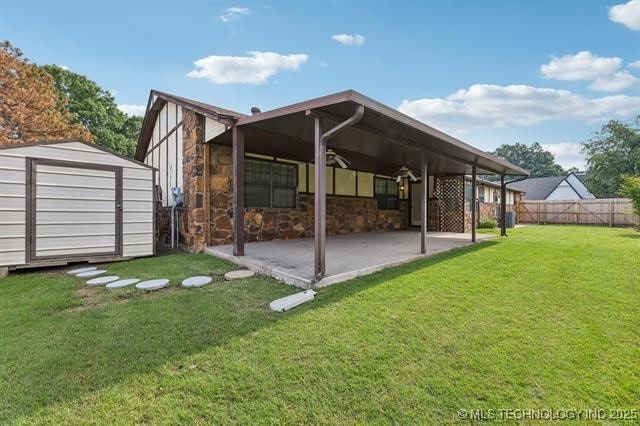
left=208, top=144, right=408, bottom=246
left=464, top=201, right=516, bottom=231
left=178, top=110, right=207, bottom=252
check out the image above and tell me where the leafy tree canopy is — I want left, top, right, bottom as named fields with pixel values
left=620, top=175, right=640, bottom=221
left=0, top=41, right=91, bottom=145
left=582, top=116, right=640, bottom=197
left=492, top=142, right=566, bottom=178
left=42, top=65, right=143, bottom=157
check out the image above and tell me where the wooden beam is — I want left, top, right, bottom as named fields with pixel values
left=314, top=116, right=326, bottom=281
left=421, top=152, right=428, bottom=254
left=232, top=126, right=245, bottom=256
left=471, top=166, right=477, bottom=243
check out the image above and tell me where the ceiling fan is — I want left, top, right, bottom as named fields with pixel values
left=392, top=166, right=419, bottom=183
left=312, top=149, right=351, bottom=169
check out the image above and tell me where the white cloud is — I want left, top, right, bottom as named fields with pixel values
left=629, top=60, right=640, bottom=69
left=608, top=0, right=640, bottom=30
left=541, top=142, right=586, bottom=170
left=589, top=70, right=640, bottom=91
left=398, top=84, right=640, bottom=133
left=187, top=51, right=308, bottom=85
left=59, top=65, right=69, bottom=70
left=331, top=34, right=365, bottom=46
left=118, top=104, right=146, bottom=117
left=219, top=6, right=250, bottom=22
left=540, top=51, right=622, bottom=81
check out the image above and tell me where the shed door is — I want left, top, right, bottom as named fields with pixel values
left=28, top=158, right=122, bottom=261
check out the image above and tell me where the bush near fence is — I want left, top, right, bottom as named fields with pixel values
left=516, top=198, right=639, bottom=227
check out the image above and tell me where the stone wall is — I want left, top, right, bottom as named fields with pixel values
left=464, top=201, right=516, bottom=231
left=178, top=110, right=207, bottom=252
left=208, top=144, right=408, bottom=246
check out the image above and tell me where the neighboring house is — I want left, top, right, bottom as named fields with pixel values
left=508, top=173, right=596, bottom=201
left=135, top=89, right=527, bottom=280
left=464, top=177, right=524, bottom=228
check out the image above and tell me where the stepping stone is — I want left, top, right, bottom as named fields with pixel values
left=224, top=270, right=255, bottom=280
left=76, top=269, right=107, bottom=278
left=136, top=279, right=169, bottom=291
left=67, top=266, right=97, bottom=275
left=270, top=290, right=317, bottom=312
left=106, top=278, right=140, bottom=289
left=86, top=276, right=120, bottom=286
left=181, top=276, right=213, bottom=288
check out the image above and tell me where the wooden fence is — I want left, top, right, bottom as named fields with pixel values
left=516, top=198, right=639, bottom=227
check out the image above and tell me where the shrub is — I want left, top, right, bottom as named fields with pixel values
left=477, top=217, right=497, bottom=229
left=620, top=175, right=640, bottom=228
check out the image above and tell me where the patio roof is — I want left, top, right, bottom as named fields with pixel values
left=210, top=90, right=529, bottom=177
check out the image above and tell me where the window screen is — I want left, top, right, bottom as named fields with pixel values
left=245, top=159, right=297, bottom=208
left=375, top=177, right=399, bottom=210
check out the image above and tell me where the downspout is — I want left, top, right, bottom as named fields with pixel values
left=500, top=174, right=528, bottom=236
left=309, top=104, right=365, bottom=282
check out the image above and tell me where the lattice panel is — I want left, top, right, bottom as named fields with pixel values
left=435, top=176, right=465, bottom=233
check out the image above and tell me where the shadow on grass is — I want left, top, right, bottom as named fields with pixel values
left=0, top=240, right=497, bottom=422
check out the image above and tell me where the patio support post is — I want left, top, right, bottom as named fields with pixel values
left=314, top=116, right=326, bottom=281
left=420, top=152, right=428, bottom=254
left=500, top=174, right=507, bottom=237
left=232, top=125, right=245, bottom=256
left=471, top=165, right=477, bottom=243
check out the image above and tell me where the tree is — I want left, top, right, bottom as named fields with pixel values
left=582, top=116, right=640, bottom=197
left=620, top=175, right=640, bottom=222
left=0, top=41, right=91, bottom=145
left=492, top=142, right=566, bottom=177
left=42, top=65, right=143, bottom=157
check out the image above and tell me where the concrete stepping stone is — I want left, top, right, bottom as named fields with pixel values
left=181, top=276, right=213, bottom=288
left=76, top=269, right=107, bottom=278
left=224, top=270, right=255, bottom=280
left=67, top=266, right=97, bottom=275
left=86, top=276, right=120, bottom=286
left=136, top=279, right=169, bottom=291
left=106, top=278, right=140, bottom=289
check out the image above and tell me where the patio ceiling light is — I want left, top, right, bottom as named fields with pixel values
left=312, top=148, right=351, bottom=169
left=392, top=166, right=418, bottom=183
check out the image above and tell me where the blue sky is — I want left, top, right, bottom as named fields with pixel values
left=2, top=0, right=639, bottom=169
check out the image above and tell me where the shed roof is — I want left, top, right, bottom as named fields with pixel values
left=0, top=139, right=153, bottom=169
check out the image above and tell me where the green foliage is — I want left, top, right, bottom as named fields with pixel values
left=477, top=216, right=497, bottom=229
left=583, top=116, right=640, bottom=197
left=41, top=65, right=142, bottom=157
left=492, top=142, right=566, bottom=177
left=620, top=175, right=640, bottom=219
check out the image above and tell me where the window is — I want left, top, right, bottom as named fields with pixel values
left=464, top=181, right=473, bottom=211
left=245, top=159, right=297, bottom=208
left=375, top=177, right=399, bottom=210
left=478, top=186, right=485, bottom=203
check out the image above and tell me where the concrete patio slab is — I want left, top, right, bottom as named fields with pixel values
left=205, top=231, right=493, bottom=289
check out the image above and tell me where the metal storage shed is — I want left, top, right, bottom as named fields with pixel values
left=0, top=140, right=155, bottom=270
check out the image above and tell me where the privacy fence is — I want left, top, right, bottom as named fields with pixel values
left=516, top=199, right=639, bottom=227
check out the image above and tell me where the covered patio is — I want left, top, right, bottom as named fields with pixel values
left=208, top=90, right=527, bottom=285
left=206, top=230, right=494, bottom=288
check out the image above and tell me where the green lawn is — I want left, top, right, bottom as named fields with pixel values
left=1, top=226, right=638, bottom=424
